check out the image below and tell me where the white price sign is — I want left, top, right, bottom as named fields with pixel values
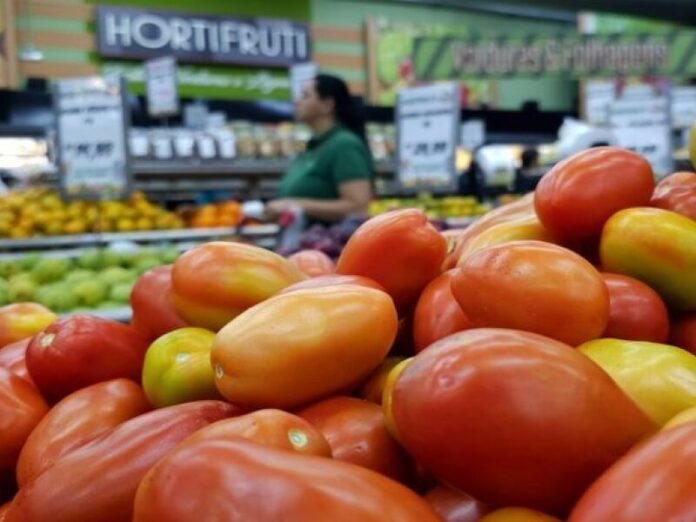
left=145, top=56, right=179, bottom=117
left=54, top=75, right=132, bottom=200
left=671, top=87, right=696, bottom=129
left=583, top=80, right=616, bottom=126
left=608, top=96, right=673, bottom=176
left=397, top=83, right=460, bottom=190
left=290, top=62, right=318, bottom=103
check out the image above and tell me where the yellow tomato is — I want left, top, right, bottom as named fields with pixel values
left=480, top=507, right=561, bottom=522
left=663, top=405, right=696, bottom=430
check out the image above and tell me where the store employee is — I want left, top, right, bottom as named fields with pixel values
left=266, top=74, right=373, bottom=222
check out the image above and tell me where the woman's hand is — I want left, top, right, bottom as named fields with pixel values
left=265, top=199, right=300, bottom=221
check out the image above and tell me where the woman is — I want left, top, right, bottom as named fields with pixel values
left=266, top=74, right=373, bottom=222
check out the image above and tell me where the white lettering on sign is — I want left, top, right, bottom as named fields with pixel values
left=170, top=18, right=192, bottom=51
left=133, top=15, right=171, bottom=50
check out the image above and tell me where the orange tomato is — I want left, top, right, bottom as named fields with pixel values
left=452, top=241, right=609, bottom=346
left=481, top=507, right=561, bottom=522
left=358, top=356, right=406, bottom=405
left=0, top=339, right=32, bottom=385
left=287, top=249, right=336, bottom=277
left=180, top=409, right=331, bottom=458
left=650, top=171, right=696, bottom=221
left=424, top=484, right=490, bottom=522
left=0, top=303, right=56, bottom=349
left=336, top=209, right=447, bottom=314
left=211, top=285, right=398, bottom=409
left=171, top=242, right=305, bottom=331
left=278, top=274, right=385, bottom=295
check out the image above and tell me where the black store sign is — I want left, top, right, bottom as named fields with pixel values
left=96, top=6, right=311, bottom=67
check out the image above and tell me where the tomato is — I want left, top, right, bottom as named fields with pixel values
left=534, top=147, right=654, bottom=240
left=481, top=508, right=561, bottom=522
left=0, top=368, right=48, bottom=472
left=130, top=265, right=187, bottom=343
left=26, top=315, right=149, bottom=402
left=570, top=422, right=696, bottom=522
left=171, top=242, right=304, bottom=331
left=16, top=379, right=149, bottom=487
left=579, top=339, right=696, bottom=425
left=299, top=396, right=413, bottom=483
left=600, top=207, right=696, bottom=311
left=451, top=241, right=609, bottom=346
left=359, top=356, right=405, bottom=405
left=6, top=400, right=236, bottom=522
left=212, top=285, right=398, bottom=409
left=391, top=329, right=655, bottom=515
left=424, top=485, right=489, bottom=522
left=663, top=405, right=696, bottom=430
left=142, top=327, right=221, bottom=407
left=278, top=274, right=385, bottom=294
left=670, top=313, right=696, bottom=354
left=650, top=171, right=696, bottom=221
left=336, top=209, right=447, bottom=314
left=382, top=357, right=413, bottom=442
left=601, top=273, right=669, bottom=343
left=0, top=503, right=8, bottom=522
left=0, top=339, right=32, bottom=384
left=132, top=438, right=440, bottom=522
left=413, top=270, right=472, bottom=352
left=287, top=249, right=336, bottom=277
left=0, top=303, right=56, bottom=350
left=181, top=409, right=331, bottom=457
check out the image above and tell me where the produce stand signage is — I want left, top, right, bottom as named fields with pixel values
left=397, top=83, right=459, bottom=191
left=289, top=62, right=317, bottom=102
left=54, top=75, right=132, bottom=201
left=608, top=96, right=673, bottom=176
left=97, top=6, right=311, bottom=68
left=145, top=56, right=179, bottom=118
left=670, top=87, right=696, bottom=130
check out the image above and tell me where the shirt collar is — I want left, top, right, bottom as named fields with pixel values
left=307, top=124, right=341, bottom=149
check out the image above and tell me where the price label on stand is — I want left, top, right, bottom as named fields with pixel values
left=290, top=62, right=318, bottom=102
left=671, top=87, right=696, bottom=129
left=54, top=75, right=132, bottom=200
left=145, top=56, right=179, bottom=118
left=397, top=82, right=460, bottom=191
left=608, top=96, right=674, bottom=176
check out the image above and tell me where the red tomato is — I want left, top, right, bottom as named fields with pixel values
left=535, top=147, right=654, bottom=239
left=601, top=273, right=670, bottom=342
left=132, top=438, right=441, bottom=521
left=0, top=339, right=32, bottom=384
left=0, top=303, right=56, bottom=350
left=424, top=484, right=489, bottom=522
left=336, top=209, right=447, bottom=314
left=130, top=265, right=188, bottom=343
left=16, top=379, right=150, bottom=487
left=181, top=409, right=331, bottom=458
left=287, top=249, right=336, bottom=277
left=278, top=274, right=385, bottom=295
left=299, top=396, right=413, bottom=483
left=6, top=400, right=237, bottom=522
left=391, top=329, right=656, bottom=515
left=671, top=313, right=696, bottom=354
left=26, top=315, right=149, bottom=402
left=0, top=368, right=48, bottom=472
left=413, top=270, right=472, bottom=352
left=0, top=503, right=9, bottom=521
left=570, top=421, right=696, bottom=522
left=650, top=171, right=696, bottom=221
left=481, top=508, right=561, bottom=522
left=452, top=241, right=609, bottom=346
left=359, top=356, right=406, bottom=405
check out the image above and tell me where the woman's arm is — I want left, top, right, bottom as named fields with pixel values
left=266, top=180, right=372, bottom=222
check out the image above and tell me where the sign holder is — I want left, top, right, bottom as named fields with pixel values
left=145, top=56, right=180, bottom=119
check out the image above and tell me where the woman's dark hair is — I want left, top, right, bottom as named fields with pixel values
left=315, top=74, right=366, bottom=143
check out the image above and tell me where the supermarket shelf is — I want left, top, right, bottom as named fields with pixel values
left=61, top=307, right=132, bottom=322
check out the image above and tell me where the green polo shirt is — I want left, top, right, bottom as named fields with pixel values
left=279, top=125, right=373, bottom=199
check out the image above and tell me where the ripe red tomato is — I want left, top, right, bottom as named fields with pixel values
left=0, top=368, right=48, bottom=472
left=424, top=484, right=490, bottom=522
left=180, top=409, right=331, bottom=458
left=299, top=396, right=413, bottom=483
left=535, top=147, right=654, bottom=239
left=26, top=315, right=149, bottom=402
left=336, top=209, right=447, bottom=314
left=413, top=270, right=472, bottom=352
left=671, top=313, right=696, bottom=354
left=482, top=508, right=561, bottom=522
left=0, top=303, right=56, bottom=350
left=0, top=503, right=9, bottom=521
left=391, top=329, right=655, bottom=515
left=452, top=241, right=609, bottom=346
left=0, top=339, right=32, bottom=384
left=16, top=379, right=150, bottom=487
left=132, top=438, right=441, bottom=521
left=278, top=274, right=385, bottom=294
left=650, top=171, right=696, bottom=221
left=287, top=249, right=336, bottom=277
left=130, top=265, right=187, bottom=343
left=601, top=273, right=669, bottom=342
left=570, top=422, right=696, bottom=522
left=6, top=401, right=237, bottom=522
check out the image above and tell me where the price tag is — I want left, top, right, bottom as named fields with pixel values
left=290, top=62, right=318, bottom=102
left=54, top=75, right=132, bottom=200
left=145, top=56, right=179, bottom=118
left=671, top=87, right=696, bottom=129
left=397, top=83, right=460, bottom=191
left=584, top=80, right=616, bottom=126
left=461, top=119, right=485, bottom=150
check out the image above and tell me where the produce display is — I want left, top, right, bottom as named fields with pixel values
left=369, top=195, right=490, bottom=219
left=183, top=201, right=244, bottom=229
left=0, top=145, right=695, bottom=520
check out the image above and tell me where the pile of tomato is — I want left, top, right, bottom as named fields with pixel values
left=0, top=146, right=695, bottom=521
